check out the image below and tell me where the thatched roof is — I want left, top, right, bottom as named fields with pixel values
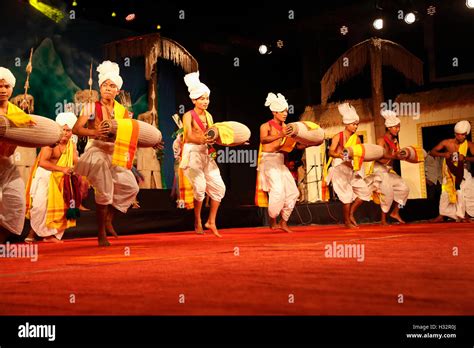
left=395, top=84, right=474, bottom=112
left=321, top=38, right=424, bottom=105
left=11, top=94, right=34, bottom=113
left=300, top=98, right=373, bottom=128
left=74, top=89, right=99, bottom=104
left=104, top=33, right=198, bottom=80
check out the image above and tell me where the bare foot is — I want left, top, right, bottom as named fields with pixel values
left=106, top=223, right=118, bottom=238
left=390, top=212, right=406, bottom=224
left=43, top=236, right=63, bottom=243
left=195, top=222, right=204, bottom=235
left=380, top=220, right=390, bottom=226
left=279, top=220, right=294, bottom=233
left=205, top=222, right=222, bottom=238
left=98, top=237, right=111, bottom=247
left=461, top=218, right=474, bottom=223
left=79, top=204, right=90, bottom=211
left=349, top=214, right=358, bottom=227
left=344, top=222, right=358, bottom=229
left=24, top=229, right=36, bottom=243
left=269, top=217, right=280, bottom=230
left=430, top=215, right=444, bottom=223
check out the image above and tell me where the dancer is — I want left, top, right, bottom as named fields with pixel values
left=255, top=92, right=301, bottom=233
left=179, top=72, right=225, bottom=237
left=324, top=103, right=371, bottom=228
left=73, top=61, right=139, bottom=246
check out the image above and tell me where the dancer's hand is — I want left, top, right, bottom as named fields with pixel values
left=153, top=141, right=164, bottom=150
left=61, top=167, right=73, bottom=175
left=95, top=124, right=109, bottom=137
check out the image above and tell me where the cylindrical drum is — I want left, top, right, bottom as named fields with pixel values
left=100, top=119, right=162, bottom=147
left=399, top=146, right=424, bottom=163
left=286, top=121, right=325, bottom=147
left=0, top=114, right=63, bottom=147
left=205, top=121, right=251, bottom=146
left=343, top=143, right=384, bottom=162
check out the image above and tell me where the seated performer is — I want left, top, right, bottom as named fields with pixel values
left=366, top=110, right=409, bottom=225
left=73, top=61, right=139, bottom=246
left=255, top=92, right=302, bottom=233
left=180, top=71, right=225, bottom=237
left=430, top=120, right=474, bottom=222
left=323, top=103, right=371, bottom=229
left=0, top=67, right=36, bottom=243
left=25, top=112, right=80, bottom=243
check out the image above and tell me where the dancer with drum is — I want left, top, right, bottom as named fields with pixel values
left=0, top=67, right=35, bottom=243
left=179, top=72, right=226, bottom=237
left=72, top=61, right=139, bottom=246
left=323, top=103, right=372, bottom=229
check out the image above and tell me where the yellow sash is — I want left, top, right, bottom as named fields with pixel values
left=321, top=132, right=359, bottom=201
left=442, top=140, right=468, bottom=204
left=26, top=140, right=76, bottom=230
left=111, top=101, right=139, bottom=169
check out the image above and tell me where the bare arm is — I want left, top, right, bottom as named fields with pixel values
left=328, top=134, right=343, bottom=159
left=38, top=147, right=72, bottom=175
left=430, top=140, right=450, bottom=159
left=377, top=137, right=394, bottom=164
left=260, top=123, right=284, bottom=144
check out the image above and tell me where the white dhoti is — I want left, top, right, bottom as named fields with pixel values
left=365, top=162, right=409, bottom=213
left=0, top=156, right=26, bottom=235
left=326, top=159, right=371, bottom=204
left=75, top=140, right=139, bottom=213
left=439, top=168, right=474, bottom=220
left=179, top=143, right=225, bottom=202
left=257, top=152, right=299, bottom=221
left=29, top=167, right=65, bottom=240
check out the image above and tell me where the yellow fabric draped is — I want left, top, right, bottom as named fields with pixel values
left=254, top=144, right=269, bottom=207
left=5, top=102, right=34, bottom=127
left=321, top=132, right=359, bottom=201
left=112, top=119, right=139, bottom=169
left=212, top=122, right=235, bottom=145
left=442, top=140, right=468, bottom=204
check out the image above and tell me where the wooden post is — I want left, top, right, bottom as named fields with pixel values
left=369, top=40, right=385, bottom=139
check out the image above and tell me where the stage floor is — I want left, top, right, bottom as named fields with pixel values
left=1, top=222, right=473, bottom=315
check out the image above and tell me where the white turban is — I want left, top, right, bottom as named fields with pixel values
left=0, top=67, right=16, bottom=87
left=184, top=71, right=210, bottom=99
left=265, top=92, right=288, bottom=112
left=56, top=112, right=77, bottom=129
left=381, top=109, right=400, bottom=127
left=454, top=120, right=471, bottom=135
left=338, top=103, right=359, bottom=124
left=97, top=61, right=123, bottom=90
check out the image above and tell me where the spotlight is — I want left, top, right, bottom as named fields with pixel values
left=125, top=13, right=135, bottom=21
left=340, top=25, right=348, bottom=35
left=373, top=18, right=383, bottom=30
left=467, top=0, right=474, bottom=9
left=156, top=24, right=161, bottom=30
left=111, top=12, right=116, bottom=17
left=427, top=5, right=436, bottom=15
left=404, top=12, right=416, bottom=24
left=72, top=0, right=77, bottom=6
left=258, top=44, right=268, bottom=55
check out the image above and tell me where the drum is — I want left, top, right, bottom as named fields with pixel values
left=399, top=146, right=424, bottom=163
left=286, top=121, right=325, bottom=147
left=205, top=121, right=251, bottom=146
left=343, top=143, right=384, bottom=162
left=99, top=119, right=162, bottom=147
left=0, top=114, right=63, bottom=148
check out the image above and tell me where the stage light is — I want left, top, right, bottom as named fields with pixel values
left=258, top=44, right=268, bottom=55
left=126, top=13, right=135, bottom=21
left=72, top=1, right=77, bottom=6
left=427, top=5, right=436, bottom=15
left=28, top=0, right=64, bottom=23
left=373, top=18, right=383, bottom=30
left=156, top=24, right=161, bottom=30
left=404, top=12, right=416, bottom=24
left=276, top=40, right=284, bottom=48
left=467, top=0, right=474, bottom=9
left=111, top=12, right=116, bottom=17
left=340, top=25, right=348, bottom=35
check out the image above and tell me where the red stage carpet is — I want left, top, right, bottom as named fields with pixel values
left=1, top=222, right=473, bottom=315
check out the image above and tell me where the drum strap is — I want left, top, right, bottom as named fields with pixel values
left=190, top=109, right=207, bottom=132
